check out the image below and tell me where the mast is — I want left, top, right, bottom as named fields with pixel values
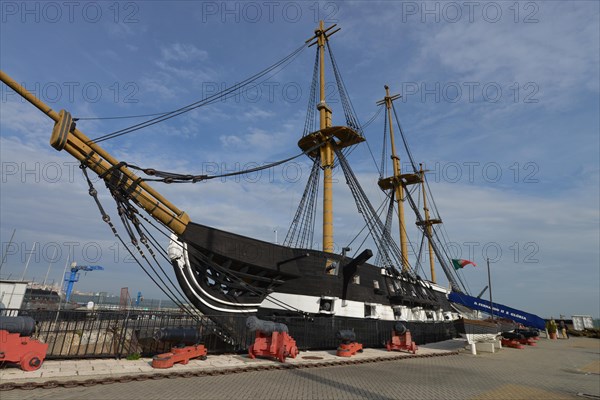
left=419, top=163, right=442, bottom=283
left=376, top=86, right=420, bottom=271
left=300, top=22, right=363, bottom=257
left=0, top=71, right=190, bottom=235
left=317, top=20, right=334, bottom=254
left=375, top=86, right=462, bottom=291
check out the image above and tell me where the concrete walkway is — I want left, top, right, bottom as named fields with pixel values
left=1, top=337, right=598, bottom=399
left=0, top=338, right=465, bottom=384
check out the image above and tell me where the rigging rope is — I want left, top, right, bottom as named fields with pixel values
left=131, top=203, right=309, bottom=316
left=335, top=148, right=415, bottom=277
left=385, top=100, right=469, bottom=292
left=326, top=41, right=362, bottom=134
left=88, top=43, right=308, bottom=143
left=302, top=49, right=320, bottom=138
left=85, top=161, right=310, bottom=317
left=374, top=191, right=395, bottom=268
left=345, top=191, right=390, bottom=252
left=379, top=104, right=388, bottom=179
left=283, top=156, right=321, bottom=248
left=402, top=185, right=465, bottom=292
left=80, top=164, right=200, bottom=319
left=124, top=139, right=326, bottom=184
left=391, top=102, right=418, bottom=174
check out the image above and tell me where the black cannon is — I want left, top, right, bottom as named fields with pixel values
left=154, top=327, right=203, bottom=345
left=501, top=331, right=524, bottom=340
left=246, top=316, right=288, bottom=334
left=151, top=327, right=208, bottom=368
left=246, top=317, right=298, bottom=362
left=514, top=328, right=540, bottom=339
left=0, top=316, right=48, bottom=371
left=335, top=330, right=362, bottom=357
left=386, top=322, right=417, bottom=354
left=393, top=322, right=407, bottom=335
left=0, top=316, right=36, bottom=336
left=335, top=330, right=356, bottom=343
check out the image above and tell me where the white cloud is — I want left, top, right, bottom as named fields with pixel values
left=160, top=43, right=208, bottom=63
left=242, top=107, right=275, bottom=120
left=414, top=3, right=599, bottom=108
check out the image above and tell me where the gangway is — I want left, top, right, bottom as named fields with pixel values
left=448, top=292, right=546, bottom=330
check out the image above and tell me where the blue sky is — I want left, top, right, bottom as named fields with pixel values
left=1, top=1, right=598, bottom=319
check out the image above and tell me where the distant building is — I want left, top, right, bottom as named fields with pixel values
left=0, top=279, right=28, bottom=313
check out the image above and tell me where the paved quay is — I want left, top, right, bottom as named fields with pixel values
left=1, top=337, right=598, bottom=399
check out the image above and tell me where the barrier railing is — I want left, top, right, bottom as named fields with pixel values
left=1, top=308, right=455, bottom=359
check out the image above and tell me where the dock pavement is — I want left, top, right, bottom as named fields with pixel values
left=1, top=336, right=598, bottom=399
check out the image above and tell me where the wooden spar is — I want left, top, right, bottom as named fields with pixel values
left=0, top=70, right=190, bottom=235
left=301, top=21, right=363, bottom=256
left=377, top=86, right=410, bottom=271
left=420, top=164, right=436, bottom=283
left=316, top=20, right=335, bottom=254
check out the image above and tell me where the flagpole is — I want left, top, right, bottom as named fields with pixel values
left=487, top=257, right=494, bottom=320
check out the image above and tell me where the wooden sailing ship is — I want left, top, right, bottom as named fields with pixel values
left=1, top=21, right=473, bottom=349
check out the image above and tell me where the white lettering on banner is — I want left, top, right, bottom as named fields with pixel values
left=472, top=301, right=527, bottom=322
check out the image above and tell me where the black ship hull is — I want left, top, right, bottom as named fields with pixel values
left=169, top=222, right=457, bottom=349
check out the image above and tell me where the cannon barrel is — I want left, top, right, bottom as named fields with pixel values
left=0, top=316, right=36, bottom=336
left=501, top=331, right=524, bottom=340
left=154, top=327, right=202, bottom=345
left=393, top=322, right=407, bottom=335
left=335, top=330, right=356, bottom=342
left=514, top=328, right=539, bottom=338
left=246, top=316, right=288, bottom=333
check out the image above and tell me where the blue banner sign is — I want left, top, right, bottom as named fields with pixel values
left=448, top=292, right=546, bottom=330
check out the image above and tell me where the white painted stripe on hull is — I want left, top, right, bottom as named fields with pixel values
left=261, top=292, right=446, bottom=322
left=169, top=236, right=258, bottom=313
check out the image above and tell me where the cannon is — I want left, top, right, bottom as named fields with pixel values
left=336, top=330, right=362, bottom=357
left=502, top=329, right=538, bottom=348
left=0, top=316, right=36, bottom=336
left=246, top=316, right=288, bottom=333
left=151, top=327, right=207, bottom=368
left=393, top=322, right=407, bottom=335
left=514, top=328, right=540, bottom=339
left=386, top=322, right=417, bottom=354
left=501, top=331, right=524, bottom=340
left=153, top=327, right=203, bottom=345
left=0, top=316, right=48, bottom=371
left=247, top=317, right=298, bottom=362
left=336, top=329, right=357, bottom=342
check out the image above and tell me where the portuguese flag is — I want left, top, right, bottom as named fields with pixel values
left=452, top=259, right=477, bottom=270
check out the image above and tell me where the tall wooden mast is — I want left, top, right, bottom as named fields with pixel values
left=317, top=20, right=335, bottom=254
left=299, top=21, right=364, bottom=255
left=376, top=86, right=421, bottom=271
left=418, top=164, right=442, bottom=283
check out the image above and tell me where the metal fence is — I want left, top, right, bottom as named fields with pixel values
left=2, top=308, right=456, bottom=360
left=2, top=308, right=251, bottom=360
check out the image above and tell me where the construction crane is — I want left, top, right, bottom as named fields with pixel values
left=135, top=291, right=143, bottom=307
left=62, top=262, right=104, bottom=302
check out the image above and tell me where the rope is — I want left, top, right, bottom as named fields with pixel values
left=80, top=164, right=200, bottom=319
left=125, top=139, right=326, bottom=184
left=89, top=43, right=308, bottom=143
